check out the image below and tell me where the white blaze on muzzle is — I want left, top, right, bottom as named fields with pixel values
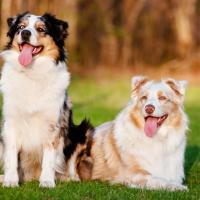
left=18, top=15, right=43, bottom=67
left=142, top=91, right=167, bottom=137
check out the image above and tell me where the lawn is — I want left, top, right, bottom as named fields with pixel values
left=0, top=75, right=199, bottom=200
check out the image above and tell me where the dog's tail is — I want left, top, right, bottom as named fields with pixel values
left=74, top=119, right=94, bottom=180
left=64, top=118, right=94, bottom=159
left=63, top=116, right=94, bottom=180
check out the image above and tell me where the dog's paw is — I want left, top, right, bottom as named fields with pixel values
left=128, top=183, right=142, bottom=189
left=39, top=171, right=55, bottom=188
left=3, top=181, right=19, bottom=187
left=3, top=173, right=19, bottom=187
left=168, top=184, right=188, bottom=191
left=39, top=180, right=55, bottom=188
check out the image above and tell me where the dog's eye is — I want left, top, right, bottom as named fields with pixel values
left=18, top=25, right=25, bottom=30
left=140, top=96, right=147, bottom=101
left=37, top=27, right=45, bottom=32
left=159, top=96, right=167, bottom=100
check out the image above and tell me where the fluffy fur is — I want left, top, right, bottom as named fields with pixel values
left=91, top=76, right=188, bottom=190
left=0, top=12, right=93, bottom=188
left=77, top=76, right=188, bottom=191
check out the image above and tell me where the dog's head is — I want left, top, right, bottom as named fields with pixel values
left=6, top=12, right=68, bottom=66
left=130, top=76, right=187, bottom=138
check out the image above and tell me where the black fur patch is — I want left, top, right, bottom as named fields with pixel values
left=41, top=13, right=68, bottom=62
left=64, top=111, right=94, bottom=160
left=5, top=12, right=29, bottom=49
left=5, top=12, right=68, bottom=62
left=58, top=94, right=94, bottom=161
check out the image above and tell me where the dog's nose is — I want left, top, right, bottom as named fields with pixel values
left=145, top=104, right=155, bottom=114
left=21, top=30, right=31, bottom=41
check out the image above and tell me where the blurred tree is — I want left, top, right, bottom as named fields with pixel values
left=0, top=0, right=200, bottom=68
left=174, top=0, right=197, bottom=56
left=76, top=0, right=105, bottom=66
left=0, top=0, right=12, bottom=47
left=121, top=0, right=146, bottom=67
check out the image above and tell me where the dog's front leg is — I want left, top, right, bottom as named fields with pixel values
left=39, top=145, right=56, bottom=188
left=128, top=175, right=187, bottom=191
left=3, top=125, right=19, bottom=187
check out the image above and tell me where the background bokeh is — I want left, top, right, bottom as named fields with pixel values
left=0, top=0, right=200, bottom=83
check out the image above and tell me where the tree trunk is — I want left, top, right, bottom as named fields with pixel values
left=121, top=0, right=146, bottom=67
left=0, top=0, right=12, bottom=48
left=174, top=0, right=197, bottom=56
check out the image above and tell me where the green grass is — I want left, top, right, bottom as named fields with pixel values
left=0, top=76, right=200, bottom=200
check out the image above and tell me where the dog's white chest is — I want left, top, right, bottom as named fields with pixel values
left=1, top=56, right=69, bottom=113
left=1, top=55, right=70, bottom=151
left=127, top=132, right=185, bottom=182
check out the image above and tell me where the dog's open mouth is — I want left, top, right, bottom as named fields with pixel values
left=18, top=42, right=43, bottom=67
left=144, top=114, right=168, bottom=137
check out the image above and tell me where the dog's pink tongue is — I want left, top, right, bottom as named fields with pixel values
left=144, top=117, right=158, bottom=137
left=18, top=44, right=34, bottom=67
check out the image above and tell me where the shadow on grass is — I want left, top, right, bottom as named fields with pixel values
left=185, top=145, right=200, bottom=185
left=185, top=145, right=200, bottom=179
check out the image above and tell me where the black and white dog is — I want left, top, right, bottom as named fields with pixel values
left=0, top=12, right=93, bottom=187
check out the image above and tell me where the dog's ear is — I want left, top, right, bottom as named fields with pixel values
left=6, top=16, right=18, bottom=39
left=42, top=13, right=68, bottom=43
left=7, top=16, right=17, bottom=27
left=131, top=76, right=149, bottom=92
left=6, top=12, right=29, bottom=39
left=131, top=76, right=149, bottom=99
left=163, top=78, right=188, bottom=103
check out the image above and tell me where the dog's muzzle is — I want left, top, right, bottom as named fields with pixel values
left=145, top=104, right=155, bottom=114
left=21, top=30, right=31, bottom=42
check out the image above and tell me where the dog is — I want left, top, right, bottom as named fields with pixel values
left=91, top=76, right=188, bottom=190
left=0, top=12, right=93, bottom=187
left=73, top=76, right=189, bottom=190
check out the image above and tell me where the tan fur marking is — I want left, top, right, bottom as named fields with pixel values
left=130, top=106, right=143, bottom=129
left=52, top=135, right=61, bottom=149
left=35, top=21, right=46, bottom=29
left=11, top=38, right=19, bottom=52
left=132, top=78, right=149, bottom=93
left=157, top=90, right=164, bottom=97
left=171, top=104, right=182, bottom=128
left=18, top=150, right=42, bottom=181
left=132, top=164, right=150, bottom=176
left=166, top=80, right=182, bottom=96
left=38, top=35, right=60, bottom=60
left=77, top=155, right=93, bottom=180
left=173, top=113, right=182, bottom=128
left=92, top=125, right=125, bottom=181
left=108, top=130, right=123, bottom=163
